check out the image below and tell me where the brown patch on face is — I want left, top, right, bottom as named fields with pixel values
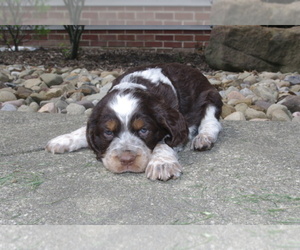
left=106, top=119, right=118, bottom=132
left=132, top=118, right=145, bottom=131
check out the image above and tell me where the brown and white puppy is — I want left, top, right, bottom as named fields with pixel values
left=46, top=63, right=223, bottom=181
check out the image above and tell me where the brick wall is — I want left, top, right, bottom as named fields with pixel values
left=1, top=3, right=212, bottom=51
left=15, top=6, right=211, bottom=26
left=23, top=28, right=211, bottom=51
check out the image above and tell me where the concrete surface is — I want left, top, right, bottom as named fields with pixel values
left=1, top=111, right=300, bottom=226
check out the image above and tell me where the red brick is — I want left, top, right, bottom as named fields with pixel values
left=48, top=34, right=65, bottom=40
left=127, top=41, right=144, bottom=47
left=164, top=42, right=182, bottom=48
left=155, top=35, right=174, bottom=41
left=175, top=35, right=194, bottom=41
left=108, top=41, right=126, bottom=47
left=136, top=34, right=155, bottom=41
left=145, top=41, right=163, bottom=47
left=183, top=42, right=197, bottom=48
left=23, top=34, right=32, bottom=41
left=82, top=34, right=99, bottom=40
left=195, top=35, right=210, bottom=42
left=118, top=35, right=135, bottom=41
left=37, top=35, right=48, bottom=40
left=99, top=34, right=117, bottom=40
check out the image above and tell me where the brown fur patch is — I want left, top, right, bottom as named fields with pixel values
left=106, top=119, right=118, bottom=131
left=132, top=118, right=145, bottom=131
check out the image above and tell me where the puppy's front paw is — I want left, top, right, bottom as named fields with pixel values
left=45, top=134, right=74, bottom=154
left=145, top=159, right=182, bottom=181
left=191, top=133, right=214, bottom=151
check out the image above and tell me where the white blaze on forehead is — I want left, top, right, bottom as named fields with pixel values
left=109, top=93, right=139, bottom=125
left=110, top=82, right=147, bottom=92
left=122, top=68, right=177, bottom=95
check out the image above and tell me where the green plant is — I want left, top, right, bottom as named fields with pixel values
left=0, top=25, right=49, bottom=51
left=58, top=42, right=72, bottom=58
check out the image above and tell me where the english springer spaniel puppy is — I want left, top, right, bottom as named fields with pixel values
left=46, top=63, right=223, bottom=181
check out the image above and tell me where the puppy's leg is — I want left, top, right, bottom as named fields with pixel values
left=191, top=105, right=222, bottom=151
left=45, top=126, right=88, bottom=154
left=145, top=143, right=182, bottom=181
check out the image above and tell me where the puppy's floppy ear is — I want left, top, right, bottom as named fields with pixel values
left=152, top=102, right=188, bottom=147
left=86, top=117, right=102, bottom=160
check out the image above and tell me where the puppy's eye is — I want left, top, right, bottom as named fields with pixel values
left=104, top=130, right=114, bottom=137
left=138, top=128, right=148, bottom=136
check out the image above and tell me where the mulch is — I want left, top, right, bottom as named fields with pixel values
left=0, top=47, right=212, bottom=72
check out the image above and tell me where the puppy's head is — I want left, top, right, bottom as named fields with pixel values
left=86, top=90, right=188, bottom=173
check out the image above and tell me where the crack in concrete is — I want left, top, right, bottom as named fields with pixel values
left=0, top=147, right=45, bottom=157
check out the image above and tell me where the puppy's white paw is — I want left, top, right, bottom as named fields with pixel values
left=45, top=127, right=88, bottom=154
left=45, top=134, right=75, bottom=154
left=145, top=158, right=182, bottom=181
left=191, top=133, right=214, bottom=151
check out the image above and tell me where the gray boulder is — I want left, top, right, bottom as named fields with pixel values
left=0, top=72, right=9, bottom=83
left=66, top=103, right=86, bottom=115
left=0, top=90, right=17, bottom=102
left=280, top=95, right=300, bottom=113
left=40, top=74, right=63, bottom=87
left=205, top=26, right=300, bottom=73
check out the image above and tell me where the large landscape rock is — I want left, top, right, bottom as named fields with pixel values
left=205, top=26, right=300, bottom=73
left=40, top=73, right=63, bottom=87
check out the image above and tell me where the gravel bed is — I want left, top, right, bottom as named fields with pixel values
left=0, top=49, right=300, bottom=123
